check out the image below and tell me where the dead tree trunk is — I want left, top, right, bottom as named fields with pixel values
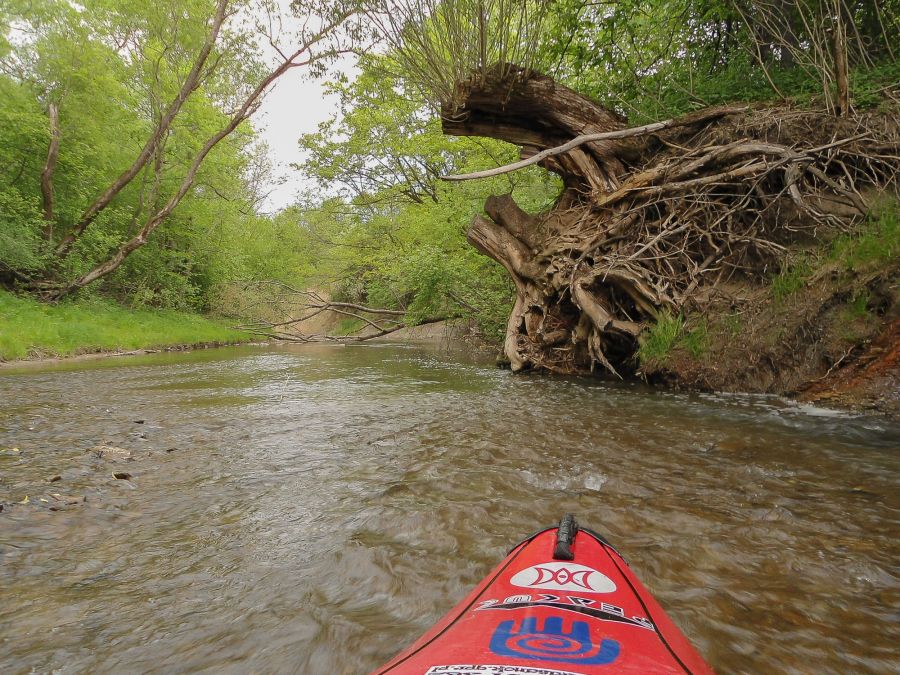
left=442, top=65, right=897, bottom=375
left=832, top=0, right=850, bottom=117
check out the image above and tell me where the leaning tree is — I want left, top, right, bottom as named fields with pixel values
left=5, top=0, right=370, bottom=299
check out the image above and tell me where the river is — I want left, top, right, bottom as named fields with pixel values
left=0, top=344, right=897, bottom=674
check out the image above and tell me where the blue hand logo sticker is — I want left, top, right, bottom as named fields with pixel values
left=489, top=616, right=620, bottom=665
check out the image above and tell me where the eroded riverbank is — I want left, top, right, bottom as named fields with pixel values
left=1, top=343, right=897, bottom=673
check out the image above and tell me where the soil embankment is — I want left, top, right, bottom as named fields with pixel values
left=798, top=318, right=899, bottom=413
left=643, top=266, right=899, bottom=416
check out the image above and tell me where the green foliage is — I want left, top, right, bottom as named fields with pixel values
left=0, top=188, right=47, bottom=273
left=0, top=289, right=248, bottom=361
left=772, top=255, right=813, bottom=301
left=298, top=56, right=468, bottom=206
left=851, top=61, right=900, bottom=110
left=829, top=205, right=899, bottom=273
left=540, top=0, right=899, bottom=121
left=639, top=311, right=710, bottom=365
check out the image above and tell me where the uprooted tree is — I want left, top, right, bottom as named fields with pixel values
left=438, top=66, right=898, bottom=375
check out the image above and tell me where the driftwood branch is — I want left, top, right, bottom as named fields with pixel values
left=441, top=106, right=748, bottom=181
left=242, top=316, right=447, bottom=343
left=232, top=282, right=446, bottom=343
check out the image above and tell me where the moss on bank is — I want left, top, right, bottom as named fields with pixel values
left=0, top=291, right=250, bottom=362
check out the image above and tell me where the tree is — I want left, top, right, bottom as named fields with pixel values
left=0, top=0, right=370, bottom=299
left=52, top=0, right=371, bottom=298
left=298, top=55, right=466, bottom=206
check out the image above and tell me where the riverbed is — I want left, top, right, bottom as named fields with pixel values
left=1, top=344, right=897, bottom=673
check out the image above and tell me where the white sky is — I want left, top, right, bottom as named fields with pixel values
left=251, top=2, right=359, bottom=213
left=254, top=68, right=342, bottom=213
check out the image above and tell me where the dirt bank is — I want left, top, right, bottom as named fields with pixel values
left=798, top=318, right=899, bottom=414
left=637, top=231, right=899, bottom=417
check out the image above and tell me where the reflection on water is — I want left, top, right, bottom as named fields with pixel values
left=1, top=344, right=898, bottom=674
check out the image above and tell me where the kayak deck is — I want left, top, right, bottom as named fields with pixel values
left=375, top=516, right=713, bottom=674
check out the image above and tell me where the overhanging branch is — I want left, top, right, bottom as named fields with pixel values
left=441, top=106, right=748, bottom=182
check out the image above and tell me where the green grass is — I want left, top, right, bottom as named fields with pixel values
left=829, top=205, right=899, bottom=273
left=0, top=290, right=250, bottom=361
left=769, top=204, right=898, bottom=303
left=681, top=320, right=709, bottom=358
left=772, top=255, right=814, bottom=301
left=638, top=312, right=684, bottom=364
left=638, top=311, right=710, bottom=366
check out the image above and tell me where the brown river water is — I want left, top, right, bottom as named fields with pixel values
left=0, top=344, right=897, bottom=674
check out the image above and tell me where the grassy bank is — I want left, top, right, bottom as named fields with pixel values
left=0, top=291, right=251, bottom=362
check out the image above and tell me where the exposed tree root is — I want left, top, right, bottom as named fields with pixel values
left=443, top=65, right=899, bottom=375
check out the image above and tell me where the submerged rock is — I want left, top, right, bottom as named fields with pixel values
left=48, top=493, right=86, bottom=511
left=88, top=445, right=132, bottom=461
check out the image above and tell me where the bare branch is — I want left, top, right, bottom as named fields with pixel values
left=442, top=107, right=748, bottom=181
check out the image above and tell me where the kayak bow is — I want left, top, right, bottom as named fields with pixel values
left=375, top=515, right=713, bottom=675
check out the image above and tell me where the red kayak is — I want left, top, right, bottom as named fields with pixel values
left=375, top=515, right=714, bottom=674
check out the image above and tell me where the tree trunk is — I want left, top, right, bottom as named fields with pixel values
left=40, top=102, right=60, bottom=239
left=442, top=69, right=643, bottom=374
left=832, top=0, right=850, bottom=117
